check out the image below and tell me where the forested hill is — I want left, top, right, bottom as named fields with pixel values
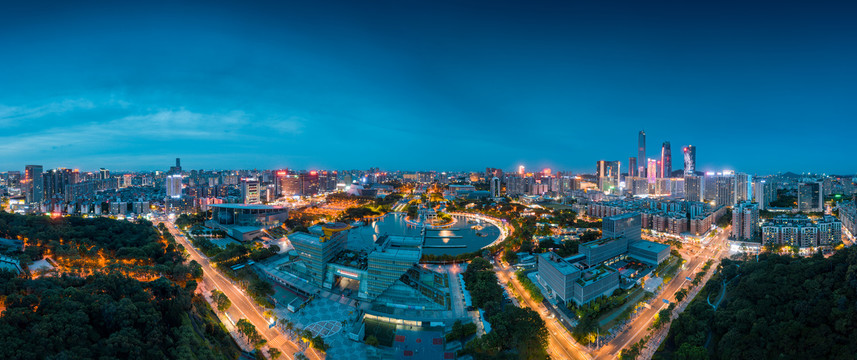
left=0, top=213, right=241, bottom=360
left=655, top=247, right=857, bottom=359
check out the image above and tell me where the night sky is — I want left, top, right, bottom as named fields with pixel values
left=1, top=0, right=856, bottom=174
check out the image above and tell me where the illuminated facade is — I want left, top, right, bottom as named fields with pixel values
left=683, top=145, right=696, bottom=176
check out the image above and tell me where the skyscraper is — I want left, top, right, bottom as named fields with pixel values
left=24, top=165, right=43, bottom=205
left=735, top=173, right=752, bottom=203
left=754, top=179, right=776, bottom=210
left=684, top=175, right=703, bottom=202
left=166, top=174, right=182, bottom=199
left=628, top=157, right=637, bottom=177
left=596, top=160, right=621, bottom=192
left=490, top=177, right=501, bottom=197
left=637, top=131, right=646, bottom=177
left=241, top=178, right=261, bottom=204
left=715, top=175, right=736, bottom=207
left=798, top=182, right=823, bottom=212
left=647, top=159, right=657, bottom=184
left=660, top=142, right=671, bottom=178
left=732, top=202, right=759, bottom=240
left=683, top=146, right=696, bottom=176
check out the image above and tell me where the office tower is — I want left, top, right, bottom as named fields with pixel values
left=169, top=158, right=182, bottom=175
left=715, top=175, right=736, bottom=207
left=732, top=201, right=759, bottom=240
left=754, top=179, right=776, bottom=210
left=683, top=145, right=696, bottom=176
left=684, top=175, right=703, bottom=201
left=241, top=178, right=261, bottom=204
left=628, top=157, right=637, bottom=177
left=647, top=159, right=657, bottom=184
left=602, top=212, right=642, bottom=243
left=280, top=173, right=301, bottom=196
left=596, top=160, right=621, bottom=192
left=518, top=165, right=525, bottom=176
left=638, top=131, right=646, bottom=177
left=490, top=177, right=501, bottom=197
left=300, top=171, right=320, bottom=196
left=99, top=168, right=110, bottom=180
left=798, top=182, right=823, bottom=212
left=660, top=142, right=671, bottom=178
left=24, top=165, right=44, bottom=204
left=166, top=174, right=182, bottom=199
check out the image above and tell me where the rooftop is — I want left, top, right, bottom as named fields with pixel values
left=210, top=203, right=286, bottom=210
left=629, top=240, right=670, bottom=253
left=576, top=264, right=616, bottom=286
left=539, top=252, right=581, bottom=275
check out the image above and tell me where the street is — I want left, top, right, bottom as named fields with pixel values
left=493, top=261, right=591, bottom=360
left=158, top=221, right=322, bottom=360
left=594, top=227, right=731, bottom=359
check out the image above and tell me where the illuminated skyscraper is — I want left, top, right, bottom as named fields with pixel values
left=166, top=174, right=182, bottom=199
left=735, top=173, right=752, bottom=203
left=660, top=142, right=671, bottom=178
left=638, top=131, right=646, bottom=177
left=24, top=165, right=43, bottom=204
left=647, top=159, right=657, bottom=184
left=490, top=177, right=501, bottom=197
left=241, top=178, right=261, bottom=204
left=596, top=160, right=621, bottom=192
left=683, top=145, right=696, bottom=176
left=628, top=157, right=637, bottom=177
left=518, top=165, right=525, bottom=176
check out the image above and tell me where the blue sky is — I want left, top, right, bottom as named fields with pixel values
left=1, top=0, right=856, bottom=174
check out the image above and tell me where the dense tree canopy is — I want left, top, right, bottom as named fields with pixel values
left=656, top=248, right=857, bottom=359
left=0, top=213, right=240, bottom=360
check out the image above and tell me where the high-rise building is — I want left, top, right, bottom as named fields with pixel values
left=798, top=182, right=823, bottom=212
left=683, top=146, right=696, bottom=176
left=518, top=165, right=525, bottom=176
left=602, top=212, right=642, bottom=242
left=596, top=160, right=621, bottom=192
left=241, top=178, right=261, bottom=204
left=24, top=165, right=43, bottom=204
left=638, top=131, right=646, bottom=177
left=43, top=168, right=79, bottom=201
left=735, top=173, right=752, bottom=203
left=166, top=174, right=182, bottom=199
left=684, top=175, right=703, bottom=202
left=715, top=175, right=736, bottom=207
left=490, top=177, right=501, bottom=197
left=754, top=179, right=776, bottom=210
left=647, top=159, right=657, bottom=184
left=660, top=142, right=671, bottom=178
left=732, top=201, right=759, bottom=240
left=300, top=171, right=320, bottom=196
left=99, top=168, right=110, bottom=180
left=628, top=157, right=637, bottom=177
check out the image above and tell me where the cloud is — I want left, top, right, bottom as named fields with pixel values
left=266, top=116, right=304, bottom=134
left=0, top=99, right=95, bottom=125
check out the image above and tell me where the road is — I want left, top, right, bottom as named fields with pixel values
left=594, top=227, right=731, bottom=359
left=493, top=262, right=591, bottom=360
left=158, top=221, right=321, bottom=360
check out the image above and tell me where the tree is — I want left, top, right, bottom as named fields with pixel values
left=675, top=288, right=688, bottom=302
left=267, top=348, right=282, bottom=360
left=365, top=335, right=379, bottom=346
left=211, top=289, right=232, bottom=312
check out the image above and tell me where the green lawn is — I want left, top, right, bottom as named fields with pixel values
left=597, top=287, right=645, bottom=331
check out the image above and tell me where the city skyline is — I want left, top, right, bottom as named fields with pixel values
left=2, top=0, right=857, bottom=173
